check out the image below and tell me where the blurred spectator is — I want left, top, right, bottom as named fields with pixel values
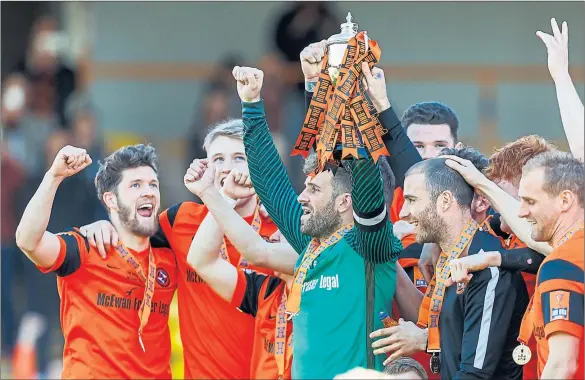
left=274, top=2, right=338, bottom=63
left=186, top=85, right=232, bottom=163
left=13, top=129, right=106, bottom=376
left=273, top=2, right=338, bottom=94
left=0, top=139, right=26, bottom=359
left=2, top=72, right=59, bottom=177
left=14, top=15, right=76, bottom=128
left=65, top=92, right=105, bottom=182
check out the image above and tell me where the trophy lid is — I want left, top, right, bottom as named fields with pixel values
left=326, top=12, right=358, bottom=45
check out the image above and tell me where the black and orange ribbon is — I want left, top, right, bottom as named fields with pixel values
left=291, top=32, right=389, bottom=174
left=416, top=220, right=479, bottom=359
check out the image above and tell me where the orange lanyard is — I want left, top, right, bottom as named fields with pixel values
left=274, top=288, right=292, bottom=379
left=219, top=199, right=262, bottom=267
left=417, top=219, right=479, bottom=353
left=114, top=243, right=156, bottom=352
left=286, top=223, right=353, bottom=317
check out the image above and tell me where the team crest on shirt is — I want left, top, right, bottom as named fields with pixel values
left=550, top=290, right=569, bottom=321
left=156, top=267, right=170, bottom=287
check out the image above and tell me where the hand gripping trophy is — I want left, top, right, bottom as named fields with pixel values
left=291, top=13, right=390, bottom=175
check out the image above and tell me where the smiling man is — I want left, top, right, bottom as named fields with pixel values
left=234, top=64, right=402, bottom=378
left=15, top=144, right=178, bottom=378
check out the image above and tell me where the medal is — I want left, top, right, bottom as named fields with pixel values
left=512, top=343, right=531, bottom=366
left=430, top=352, right=441, bottom=374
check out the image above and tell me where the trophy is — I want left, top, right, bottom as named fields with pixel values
left=326, top=13, right=359, bottom=85
left=291, top=12, right=389, bottom=174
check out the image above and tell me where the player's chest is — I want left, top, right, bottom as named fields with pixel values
left=77, top=251, right=177, bottom=309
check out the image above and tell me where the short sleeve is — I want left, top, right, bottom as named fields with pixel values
left=233, top=270, right=269, bottom=317
left=36, top=228, right=89, bottom=277
left=537, top=257, right=584, bottom=339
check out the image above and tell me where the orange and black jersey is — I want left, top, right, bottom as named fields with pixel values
left=439, top=230, right=529, bottom=380
left=532, top=228, right=584, bottom=378
left=158, top=201, right=278, bottom=380
left=231, top=270, right=293, bottom=379
left=38, top=228, right=177, bottom=379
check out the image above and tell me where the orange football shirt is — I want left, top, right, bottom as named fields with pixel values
left=231, top=270, right=293, bottom=379
left=532, top=228, right=584, bottom=378
left=38, top=229, right=177, bottom=379
left=159, top=201, right=277, bottom=379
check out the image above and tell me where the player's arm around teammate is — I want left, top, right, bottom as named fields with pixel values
left=16, top=145, right=92, bottom=267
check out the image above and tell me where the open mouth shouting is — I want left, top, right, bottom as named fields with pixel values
left=136, top=202, right=155, bottom=218
left=300, top=205, right=313, bottom=223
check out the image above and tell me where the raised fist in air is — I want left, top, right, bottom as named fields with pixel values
left=49, top=145, right=92, bottom=178
left=184, top=159, right=215, bottom=198
left=232, top=66, right=264, bottom=103
left=300, top=40, right=327, bottom=82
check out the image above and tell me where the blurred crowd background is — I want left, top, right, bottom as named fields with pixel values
left=1, top=1, right=584, bottom=378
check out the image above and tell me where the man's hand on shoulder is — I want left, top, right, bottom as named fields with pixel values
left=79, top=220, right=118, bottom=259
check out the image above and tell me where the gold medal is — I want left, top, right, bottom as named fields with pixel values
left=512, top=343, right=531, bottom=365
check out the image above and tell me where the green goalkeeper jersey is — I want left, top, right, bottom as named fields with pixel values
left=242, top=100, right=402, bottom=379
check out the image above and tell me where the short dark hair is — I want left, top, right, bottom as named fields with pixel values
left=384, top=357, right=428, bottom=379
left=401, top=102, right=459, bottom=142
left=303, top=153, right=395, bottom=206
left=440, top=146, right=489, bottom=173
left=523, top=151, right=584, bottom=207
left=95, top=144, right=158, bottom=208
left=405, top=157, right=474, bottom=209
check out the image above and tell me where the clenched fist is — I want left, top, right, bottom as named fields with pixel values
left=233, top=66, right=264, bottom=103
left=300, top=40, right=327, bottom=82
left=48, top=145, right=92, bottom=178
left=222, top=169, right=256, bottom=200
left=184, top=159, right=215, bottom=198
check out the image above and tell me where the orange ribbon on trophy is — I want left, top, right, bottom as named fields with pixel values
left=291, top=31, right=390, bottom=174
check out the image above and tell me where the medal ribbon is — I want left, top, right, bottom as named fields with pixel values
left=114, top=243, right=156, bottom=352
left=218, top=198, right=262, bottom=267
left=275, top=289, right=292, bottom=379
left=517, top=221, right=584, bottom=346
left=291, top=32, right=389, bottom=174
left=286, top=223, right=353, bottom=316
left=416, top=219, right=479, bottom=353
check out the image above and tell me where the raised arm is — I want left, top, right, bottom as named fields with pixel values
left=537, top=18, right=584, bottom=161
left=344, top=156, right=402, bottom=263
left=234, top=66, right=311, bottom=255
left=16, top=145, right=92, bottom=268
left=444, top=155, right=553, bottom=255
left=183, top=160, right=238, bottom=301
left=199, top=169, right=299, bottom=275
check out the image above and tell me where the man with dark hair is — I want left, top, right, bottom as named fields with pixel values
left=372, top=156, right=529, bottom=379
left=15, top=144, right=178, bottom=378
left=79, top=118, right=279, bottom=379
left=233, top=64, right=402, bottom=378
left=401, top=102, right=461, bottom=161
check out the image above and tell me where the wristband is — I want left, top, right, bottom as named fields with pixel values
left=219, top=188, right=238, bottom=208
left=305, top=80, right=317, bottom=93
